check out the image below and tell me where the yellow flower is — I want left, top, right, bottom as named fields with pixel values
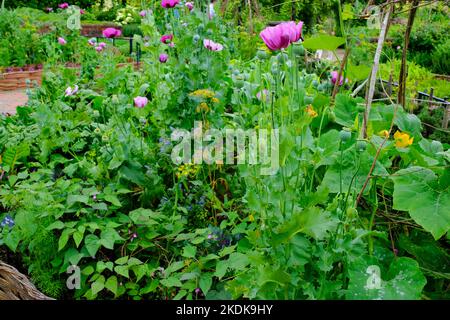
left=211, top=97, right=219, bottom=104
left=248, top=214, right=255, bottom=222
left=394, top=131, right=414, bottom=148
left=196, top=102, right=210, bottom=113
left=190, top=89, right=216, bottom=99
left=176, top=164, right=199, bottom=179
left=378, top=130, right=389, bottom=138
left=306, top=105, right=318, bottom=118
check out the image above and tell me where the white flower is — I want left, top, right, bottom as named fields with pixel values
left=65, top=85, right=79, bottom=97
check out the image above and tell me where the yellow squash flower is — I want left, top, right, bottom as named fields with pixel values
left=306, top=105, right=318, bottom=118
left=378, top=130, right=389, bottom=138
left=394, top=131, right=414, bottom=148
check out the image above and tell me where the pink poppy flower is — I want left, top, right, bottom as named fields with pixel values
left=58, top=3, right=69, bottom=9
left=160, top=34, right=173, bottom=44
left=260, top=21, right=304, bottom=51
left=134, top=96, right=149, bottom=108
left=159, top=53, right=169, bottom=63
left=331, top=71, right=348, bottom=86
left=203, top=39, right=223, bottom=51
left=185, top=2, right=194, bottom=11
left=102, top=27, right=122, bottom=38
left=161, top=0, right=179, bottom=8
left=65, top=85, right=79, bottom=96
left=256, top=89, right=271, bottom=103
left=80, top=9, right=86, bottom=14
left=58, top=37, right=67, bottom=45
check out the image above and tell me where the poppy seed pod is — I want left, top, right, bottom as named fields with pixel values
left=356, top=140, right=367, bottom=152
left=293, top=43, right=305, bottom=56
left=256, top=50, right=268, bottom=60
left=339, top=130, right=352, bottom=142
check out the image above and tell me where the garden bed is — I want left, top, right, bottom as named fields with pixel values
left=81, top=23, right=122, bottom=37
left=0, top=69, right=43, bottom=91
left=0, top=61, right=139, bottom=92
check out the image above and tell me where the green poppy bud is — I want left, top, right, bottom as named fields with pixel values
left=356, top=140, right=367, bottom=152
left=256, top=50, right=268, bottom=60
left=328, top=110, right=336, bottom=122
left=293, top=44, right=305, bottom=56
left=346, top=207, right=358, bottom=218
left=277, top=53, right=288, bottom=63
left=234, top=77, right=245, bottom=88
left=339, top=130, right=351, bottom=142
left=304, top=96, right=313, bottom=105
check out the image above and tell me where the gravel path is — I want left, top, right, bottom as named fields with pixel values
left=0, top=90, right=28, bottom=115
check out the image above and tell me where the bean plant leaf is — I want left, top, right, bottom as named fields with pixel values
left=91, top=275, right=105, bottom=296
left=105, top=276, right=118, bottom=295
left=391, top=167, right=450, bottom=239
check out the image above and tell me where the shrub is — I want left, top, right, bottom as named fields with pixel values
left=431, top=39, right=450, bottom=75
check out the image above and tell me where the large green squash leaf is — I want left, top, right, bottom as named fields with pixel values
left=391, top=167, right=450, bottom=239
left=347, top=257, right=426, bottom=300
left=333, top=94, right=364, bottom=127
left=302, top=35, right=345, bottom=51
left=321, top=151, right=388, bottom=194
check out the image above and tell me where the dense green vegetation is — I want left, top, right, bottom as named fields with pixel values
left=0, top=0, right=449, bottom=300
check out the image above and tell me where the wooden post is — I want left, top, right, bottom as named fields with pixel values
left=398, top=0, right=419, bottom=107
left=362, top=2, right=394, bottom=138
left=428, top=87, right=434, bottom=111
left=387, top=73, right=393, bottom=96
left=443, top=103, right=450, bottom=129
left=247, top=0, right=254, bottom=34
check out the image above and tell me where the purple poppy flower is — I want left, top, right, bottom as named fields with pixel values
left=159, top=53, right=169, bottom=63
left=161, top=0, right=179, bottom=8
left=102, top=27, right=122, bottom=38
left=160, top=34, right=173, bottom=44
left=260, top=21, right=304, bottom=51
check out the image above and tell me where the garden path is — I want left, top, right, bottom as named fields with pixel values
left=0, top=90, right=28, bottom=115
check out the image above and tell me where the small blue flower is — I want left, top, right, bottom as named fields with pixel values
left=197, top=196, right=206, bottom=206
left=0, top=215, right=15, bottom=228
